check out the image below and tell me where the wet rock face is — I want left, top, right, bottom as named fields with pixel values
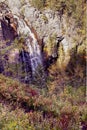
left=0, top=1, right=72, bottom=68
left=0, top=2, right=18, bottom=41
left=0, top=3, right=43, bottom=82
left=0, top=2, right=63, bottom=75
left=8, top=48, right=19, bottom=63
left=1, top=19, right=17, bottom=41
left=0, top=3, right=19, bottom=77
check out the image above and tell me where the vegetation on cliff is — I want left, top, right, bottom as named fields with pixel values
left=0, top=0, right=86, bottom=130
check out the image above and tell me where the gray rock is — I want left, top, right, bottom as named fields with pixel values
left=0, top=0, right=82, bottom=70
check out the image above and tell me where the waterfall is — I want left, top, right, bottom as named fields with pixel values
left=0, top=14, right=44, bottom=83
left=0, top=22, right=4, bottom=73
left=15, top=15, right=43, bottom=77
left=0, top=22, right=4, bottom=41
left=21, top=50, right=27, bottom=75
left=26, top=36, right=42, bottom=73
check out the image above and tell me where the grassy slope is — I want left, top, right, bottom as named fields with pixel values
left=0, top=74, right=87, bottom=130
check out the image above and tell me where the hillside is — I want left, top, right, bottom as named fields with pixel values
left=0, top=74, right=86, bottom=129
left=0, top=0, right=86, bottom=130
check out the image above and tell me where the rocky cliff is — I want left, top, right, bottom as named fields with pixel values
left=0, top=0, right=86, bottom=85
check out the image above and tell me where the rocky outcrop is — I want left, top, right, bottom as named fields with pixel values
left=0, top=0, right=86, bottom=80
left=0, top=2, right=43, bottom=83
left=6, top=0, right=83, bottom=68
left=0, top=2, right=18, bottom=41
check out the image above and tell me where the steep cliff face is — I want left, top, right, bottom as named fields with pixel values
left=0, top=2, right=43, bottom=83
left=3, top=0, right=85, bottom=64
left=0, top=0, right=86, bottom=84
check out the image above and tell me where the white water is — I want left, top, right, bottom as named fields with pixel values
left=21, top=50, right=27, bottom=74
left=26, top=37, right=42, bottom=73
left=0, top=23, right=4, bottom=41
left=15, top=15, right=43, bottom=74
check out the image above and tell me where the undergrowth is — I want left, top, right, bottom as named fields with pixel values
left=0, top=74, right=87, bottom=130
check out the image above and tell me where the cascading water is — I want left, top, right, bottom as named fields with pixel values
left=0, top=22, right=4, bottom=73
left=15, top=15, right=43, bottom=79
left=26, top=36, right=42, bottom=73
left=0, top=13, right=44, bottom=84
left=0, top=21, right=4, bottom=42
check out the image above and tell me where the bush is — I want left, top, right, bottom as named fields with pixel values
left=30, top=0, right=46, bottom=10
left=0, top=74, right=86, bottom=129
